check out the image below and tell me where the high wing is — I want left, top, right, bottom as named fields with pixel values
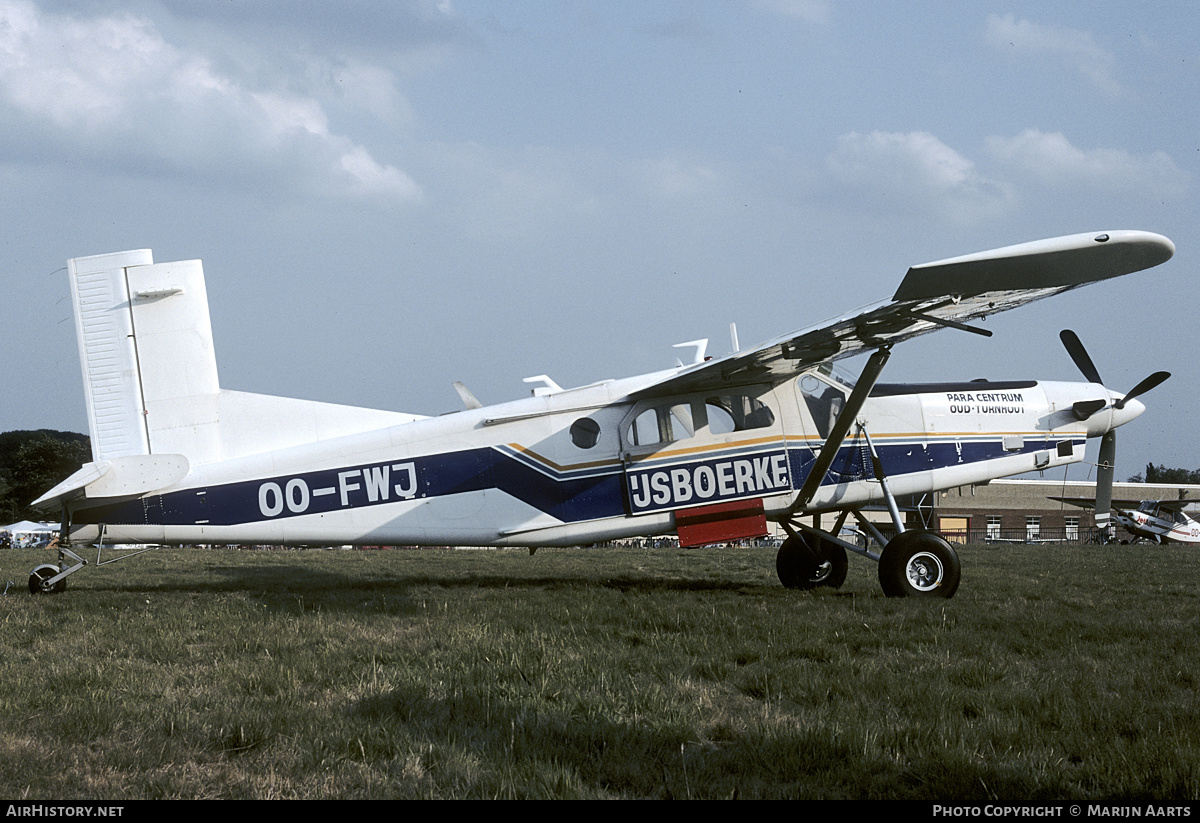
left=1049, top=496, right=1150, bottom=511
left=633, top=230, right=1174, bottom=399
left=1151, top=499, right=1194, bottom=512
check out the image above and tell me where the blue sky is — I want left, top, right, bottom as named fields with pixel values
left=1, top=0, right=1195, bottom=482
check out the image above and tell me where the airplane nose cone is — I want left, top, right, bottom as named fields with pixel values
left=1111, top=395, right=1145, bottom=429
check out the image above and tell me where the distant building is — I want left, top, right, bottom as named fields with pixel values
left=922, top=479, right=1200, bottom=544
left=698, top=480, right=1200, bottom=547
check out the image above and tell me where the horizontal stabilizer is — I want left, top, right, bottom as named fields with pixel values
left=33, top=454, right=190, bottom=510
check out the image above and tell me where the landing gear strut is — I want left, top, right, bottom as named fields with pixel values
left=28, top=508, right=89, bottom=595
left=780, top=348, right=964, bottom=599
left=27, top=544, right=87, bottom=595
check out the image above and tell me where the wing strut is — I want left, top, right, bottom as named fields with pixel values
left=861, top=426, right=906, bottom=535
left=792, top=346, right=892, bottom=512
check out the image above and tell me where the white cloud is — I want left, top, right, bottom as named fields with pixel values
left=340, top=146, right=423, bottom=200
left=986, top=129, right=1188, bottom=201
left=823, top=131, right=1013, bottom=224
left=0, top=0, right=421, bottom=203
left=637, top=156, right=722, bottom=198
left=985, top=13, right=1121, bottom=95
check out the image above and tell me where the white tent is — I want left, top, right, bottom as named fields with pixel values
left=1, top=520, right=58, bottom=548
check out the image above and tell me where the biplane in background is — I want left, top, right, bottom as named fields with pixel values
left=30, top=231, right=1174, bottom=598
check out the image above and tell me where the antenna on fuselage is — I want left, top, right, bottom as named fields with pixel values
left=453, top=381, right=483, bottom=410
left=673, top=338, right=708, bottom=366
left=523, top=374, right=563, bottom=396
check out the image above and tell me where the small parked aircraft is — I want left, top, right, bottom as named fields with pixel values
left=1052, top=497, right=1200, bottom=545
left=30, top=230, right=1175, bottom=598
left=1115, top=500, right=1200, bottom=544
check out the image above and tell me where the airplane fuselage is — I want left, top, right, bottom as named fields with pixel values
left=66, top=372, right=1121, bottom=549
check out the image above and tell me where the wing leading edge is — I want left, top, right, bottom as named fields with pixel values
left=633, top=231, right=1174, bottom=399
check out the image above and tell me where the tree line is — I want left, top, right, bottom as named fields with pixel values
left=1126, top=463, right=1200, bottom=485
left=0, top=430, right=90, bottom=524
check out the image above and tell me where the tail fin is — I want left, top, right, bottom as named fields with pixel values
left=69, top=250, right=221, bottom=463
left=67, top=249, right=426, bottom=473
left=38, top=248, right=424, bottom=512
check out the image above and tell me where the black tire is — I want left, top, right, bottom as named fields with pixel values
left=877, top=531, right=960, bottom=598
left=28, top=564, right=66, bottom=595
left=776, top=535, right=848, bottom=589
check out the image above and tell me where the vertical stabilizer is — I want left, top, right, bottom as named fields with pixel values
left=66, top=249, right=426, bottom=471
left=68, top=251, right=223, bottom=464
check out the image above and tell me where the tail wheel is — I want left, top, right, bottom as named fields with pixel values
left=28, top=564, right=66, bottom=595
left=776, top=535, right=848, bottom=590
left=878, top=531, right=960, bottom=598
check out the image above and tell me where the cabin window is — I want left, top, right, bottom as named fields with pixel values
left=704, top=394, right=774, bottom=433
left=628, top=403, right=695, bottom=447
left=570, top=417, right=601, bottom=449
left=624, top=391, right=776, bottom=449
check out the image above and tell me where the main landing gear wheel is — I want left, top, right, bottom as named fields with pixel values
left=877, top=531, right=960, bottom=598
left=776, top=535, right=848, bottom=590
left=28, top=564, right=66, bottom=595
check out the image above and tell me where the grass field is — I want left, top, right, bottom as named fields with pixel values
left=1, top=542, right=1198, bottom=799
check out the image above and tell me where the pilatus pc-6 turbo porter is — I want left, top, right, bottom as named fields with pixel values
left=31, top=231, right=1174, bottom=598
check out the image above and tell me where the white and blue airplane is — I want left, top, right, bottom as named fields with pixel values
left=30, top=231, right=1174, bottom=598
left=1051, top=497, right=1200, bottom=545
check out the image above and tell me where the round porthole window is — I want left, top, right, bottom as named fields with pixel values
left=570, top=417, right=601, bottom=449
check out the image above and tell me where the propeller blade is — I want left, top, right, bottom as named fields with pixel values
left=1094, top=429, right=1116, bottom=531
left=1060, top=330, right=1164, bottom=539
left=1114, top=371, right=1171, bottom=409
left=1060, top=330, right=1103, bottom=385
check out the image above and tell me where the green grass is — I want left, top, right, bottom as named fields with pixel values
left=1, top=543, right=1198, bottom=799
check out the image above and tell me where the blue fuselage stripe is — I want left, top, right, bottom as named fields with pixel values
left=76, top=437, right=1078, bottom=528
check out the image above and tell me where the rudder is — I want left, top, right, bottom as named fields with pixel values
left=68, top=250, right=221, bottom=463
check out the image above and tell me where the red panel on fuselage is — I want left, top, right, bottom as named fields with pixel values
left=675, top=498, right=768, bottom=547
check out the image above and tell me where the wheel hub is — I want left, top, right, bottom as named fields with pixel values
left=812, top=560, right=832, bottom=581
left=905, top=551, right=944, bottom=591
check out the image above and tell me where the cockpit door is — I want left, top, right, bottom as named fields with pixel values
left=794, top=369, right=873, bottom=486
left=619, top=385, right=792, bottom=517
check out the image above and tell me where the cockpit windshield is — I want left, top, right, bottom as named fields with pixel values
left=816, top=361, right=857, bottom=390
left=798, top=367, right=852, bottom=439
left=1136, top=500, right=1188, bottom=525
